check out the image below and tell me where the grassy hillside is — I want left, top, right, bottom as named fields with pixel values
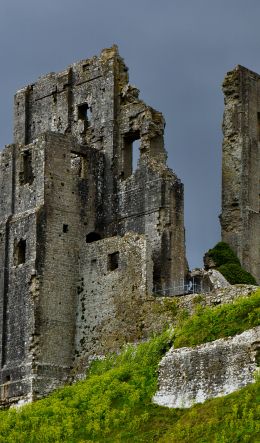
left=0, top=289, right=259, bottom=442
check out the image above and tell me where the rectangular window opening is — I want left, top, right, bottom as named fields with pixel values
left=14, top=239, right=26, bottom=266
left=63, top=224, right=69, bottom=233
left=91, top=258, right=97, bottom=270
left=78, top=103, right=92, bottom=124
left=122, top=132, right=140, bottom=179
left=19, top=150, right=34, bottom=185
left=108, top=251, right=119, bottom=271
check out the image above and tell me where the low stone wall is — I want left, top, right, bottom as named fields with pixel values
left=153, top=326, right=260, bottom=408
left=176, top=284, right=259, bottom=316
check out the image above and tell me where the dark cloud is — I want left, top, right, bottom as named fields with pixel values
left=1, top=0, right=260, bottom=268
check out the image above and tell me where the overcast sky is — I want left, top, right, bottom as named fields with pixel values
left=1, top=0, right=260, bottom=269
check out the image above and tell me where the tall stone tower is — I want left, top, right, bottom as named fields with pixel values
left=221, top=65, right=260, bottom=283
left=0, top=46, right=187, bottom=406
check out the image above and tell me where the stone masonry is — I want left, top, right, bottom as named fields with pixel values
left=221, top=65, right=260, bottom=283
left=0, top=46, right=187, bottom=406
left=153, top=326, right=260, bottom=408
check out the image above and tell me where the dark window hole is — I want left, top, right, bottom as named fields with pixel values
left=63, top=224, right=69, bottom=233
left=14, top=239, right=26, bottom=266
left=108, top=251, right=119, bottom=271
left=19, top=150, right=34, bottom=185
left=78, top=103, right=92, bottom=122
left=86, top=232, right=101, bottom=243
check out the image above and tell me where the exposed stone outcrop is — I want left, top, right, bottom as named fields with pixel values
left=153, top=326, right=260, bottom=408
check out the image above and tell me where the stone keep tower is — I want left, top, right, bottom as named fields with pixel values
left=221, top=65, right=260, bottom=283
left=0, top=46, right=187, bottom=406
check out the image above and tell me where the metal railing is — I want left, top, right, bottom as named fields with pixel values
left=153, top=278, right=205, bottom=297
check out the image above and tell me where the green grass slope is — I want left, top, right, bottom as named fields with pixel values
left=0, top=290, right=259, bottom=442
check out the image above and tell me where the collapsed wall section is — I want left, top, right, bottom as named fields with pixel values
left=221, top=66, right=260, bottom=283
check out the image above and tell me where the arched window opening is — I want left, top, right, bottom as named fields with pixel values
left=86, top=232, right=101, bottom=243
left=14, top=239, right=26, bottom=266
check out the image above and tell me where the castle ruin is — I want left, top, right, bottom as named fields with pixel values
left=0, top=46, right=187, bottom=406
left=0, top=47, right=259, bottom=408
left=221, top=66, right=260, bottom=283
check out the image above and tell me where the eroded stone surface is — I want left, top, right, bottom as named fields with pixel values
left=221, top=66, right=260, bottom=283
left=176, top=284, right=258, bottom=316
left=153, top=326, right=260, bottom=408
left=0, top=47, right=187, bottom=406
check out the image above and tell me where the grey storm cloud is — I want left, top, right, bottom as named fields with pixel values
left=1, top=0, right=260, bottom=268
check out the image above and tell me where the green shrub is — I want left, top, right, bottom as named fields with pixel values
left=205, top=241, right=257, bottom=285
left=207, top=241, right=240, bottom=267
left=219, top=263, right=257, bottom=285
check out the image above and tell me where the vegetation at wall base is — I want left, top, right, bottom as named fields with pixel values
left=0, top=290, right=259, bottom=442
left=218, top=262, right=257, bottom=285
left=174, top=289, right=260, bottom=348
left=206, top=241, right=257, bottom=284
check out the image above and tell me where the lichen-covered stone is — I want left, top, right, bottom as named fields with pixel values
left=153, top=326, right=260, bottom=408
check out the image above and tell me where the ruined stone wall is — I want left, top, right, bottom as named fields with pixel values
left=221, top=66, right=260, bottom=283
left=0, top=46, right=187, bottom=406
left=13, top=46, right=187, bottom=289
left=0, top=139, right=45, bottom=405
left=75, top=233, right=153, bottom=368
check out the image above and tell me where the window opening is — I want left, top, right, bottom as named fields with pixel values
left=91, top=258, right=97, bottom=270
left=122, top=132, right=140, bottom=179
left=14, top=239, right=26, bottom=266
left=108, top=251, right=119, bottom=271
left=132, top=139, right=140, bottom=172
left=19, top=150, right=34, bottom=185
left=63, top=224, right=69, bottom=233
left=86, top=232, right=101, bottom=243
left=78, top=103, right=92, bottom=125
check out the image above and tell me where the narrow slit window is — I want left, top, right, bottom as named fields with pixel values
left=14, top=239, right=26, bottom=266
left=108, top=251, right=119, bottom=271
left=19, top=150, right=34, bottom=185
left=132, top=139, right=140, bottom=172
left=122, top=132, right=140, bottom=179
left=63, top=224, right=69, bottom=233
